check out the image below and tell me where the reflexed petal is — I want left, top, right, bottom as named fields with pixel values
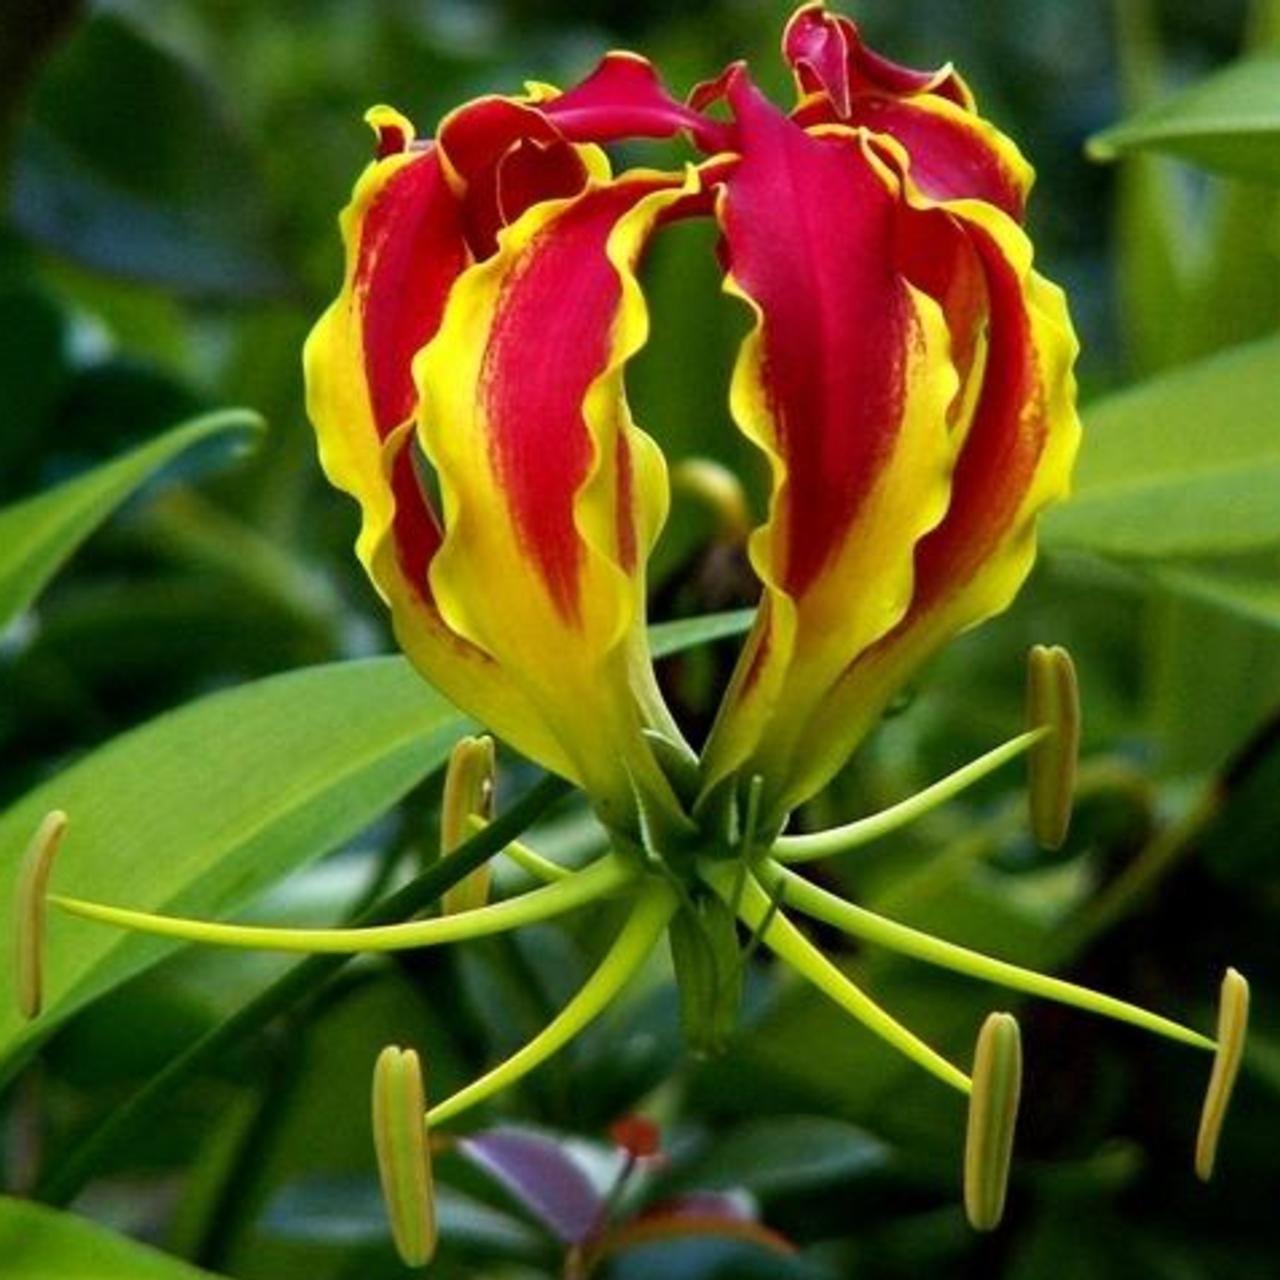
left=303, top=129, right=575, bottom=780
left=541, top=51, right=734, bottom=153
left=415, top=171, right=694, bottom=811
left=784, top=3, right=1032, bottom=220
left=436, top=96, right=607, bottom=258
left=698, top=75, right=961, bottom=807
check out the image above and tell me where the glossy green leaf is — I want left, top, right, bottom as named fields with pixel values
left=649, top=608, right=753, bottom=658
left=1043, top=333, right=1280, bottom=558
left=0, top=658, right=470, bottom=1076
left=0, top=409, right=263, bottom=629
left=0, top=1197, right=222, bottom=1279
left=1088, top=55, right=1280, bottom=184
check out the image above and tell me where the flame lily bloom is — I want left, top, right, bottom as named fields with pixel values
left=26, top=4, right=1249, bottom=1253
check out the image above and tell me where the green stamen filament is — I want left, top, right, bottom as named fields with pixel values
left=774, top=729, right=1048, bottom=864
left=704, top=865, right=971, bottom=1095
left=50, top=855, right=633, bottom=954
left=465, top=814, right=572, bottom=882
left=762, top=861, right=1213, bottom=1052
left=426, top=880, right=678, bottom=1128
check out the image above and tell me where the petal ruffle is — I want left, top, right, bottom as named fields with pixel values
left=698, top=76, right=961, bottom=809
left=414, top=170, right=695, bottom=815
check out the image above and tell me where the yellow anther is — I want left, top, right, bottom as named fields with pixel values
left=441, top=736, right=496, bottom=916
left=14, top=810, right=68, bottom=1020
left=964, top=1012, right=1022, bottom=1231
left=671, top=458, right=752, bottom=543
left=1195, top=967, right=1249, bottom=1181
left=372, top=1045, right=437, bottom=1267
left=1026, top=644, right=1080, bottom=850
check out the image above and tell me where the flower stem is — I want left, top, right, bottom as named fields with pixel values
left=762, top=860, right=1214, bottom=1052
left=774, top=729, right=1047, bottom=863
left=427, top=880, right=678, bottom=1128
left=50, top=856, right=631, bottom=953
left=703, top=865, right=971, bottom=1095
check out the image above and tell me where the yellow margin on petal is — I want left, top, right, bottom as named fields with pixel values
left=699, top=129, right=962, bottom=805
left=414, top=168, right=695, bottom=814
left=302, top=135, right=576, bottom=781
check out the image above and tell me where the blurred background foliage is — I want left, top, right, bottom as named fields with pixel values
left=0, top=0, right=1278, bottom=1277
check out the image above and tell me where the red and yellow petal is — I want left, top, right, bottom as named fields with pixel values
left=784, top=5, right=1032, bottom=220
left=698, top=76, right=961, bottom=805
left=783, top=2, right=973, bottom=116
left=414, top=170, right=695, bottom=813
left=773, top=197, right=1081, bottom=812
left=303, top=119, right=575, bottom=780
left=540, top=51, right=734, bottom=153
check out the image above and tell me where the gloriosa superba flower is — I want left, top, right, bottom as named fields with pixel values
left=22, top=3, right=1249, bottom=1259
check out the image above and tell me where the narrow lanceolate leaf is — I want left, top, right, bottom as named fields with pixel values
left=0, top=408, right=262, bottom=629
left=372, top=1046, right=437, bottom=1266
left=1088, top=55, right=1280, bottom=185
left=0, top=659, right=469, bottom=1078
left=1026, top=645, right=1080, bottom=850
left=1196, top=967, right=1250, bottom=1181
left=0, top=611, right=737, bottom=1075
left=0, top=1196, right=222, bottom=1279
left=1043, top=333, right=1280, bottom=559
left=964, top=1012, right=1022, bottom=1231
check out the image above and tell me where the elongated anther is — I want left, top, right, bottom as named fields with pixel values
left=14, top=810, right=69, bottom=1020
left=1026, top=645, right=1080, bottom=850
left=964, top=1012, right=1022, bottom=1231
left=372, top=1045, right=437, bottom=1267
left=1195, top=967, right=1249, bottom=1182
left=441, top=736, right=496, bottom=915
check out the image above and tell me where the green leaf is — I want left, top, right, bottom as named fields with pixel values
left=0, top=1197, right=222, bottom=1279
left=0, top=611, right=749, bottom=1075
left=10, top=13, right=292, bottom=298
left=1043, top=333, right=1280, bottom=558
left=0, top=658, right=470, bottom=1077
left=1088, top=55, right=1280, bottom=184
left=674, top=1116, right=888, bottom=1197
left=1152, top=555, right=1280, bottom=629
left=0, top=408, right=262, bottom=629
left=649, top=608, right=753, bottom=658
